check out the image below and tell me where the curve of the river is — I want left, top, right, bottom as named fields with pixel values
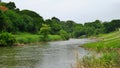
left=0, top=39, right=95, bottom=68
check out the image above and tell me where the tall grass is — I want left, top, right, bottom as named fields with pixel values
left=76, top=52, right=120, bottom=68
left=14, top=33, right=40, bottom=43
left=76, top=31, right=120, bottom=68
left=48, top=35, right=62, bottom=41
left=14, top=33, right=63, bottom=44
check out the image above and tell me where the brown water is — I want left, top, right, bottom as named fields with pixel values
left=0, top=39, right=95, bottom=68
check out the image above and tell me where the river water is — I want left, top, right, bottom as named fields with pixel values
left=0, top=39, right=95, bottom=68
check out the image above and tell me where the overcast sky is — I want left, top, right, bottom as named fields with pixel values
left=3, top=0, right=120, bottom=24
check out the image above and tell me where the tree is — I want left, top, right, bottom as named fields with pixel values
left=111, top=20, right=120, bottom=31
left=20, top=10, right=44, bottom=33
left=6, top=2, right=16, bottom=10
left=84, top=20, right=104, bottom=35
left=73, top=24, right=85, bottom=38
left=5, top=10, right=24, bottom=32
left=0, top=10, right=6, bottom=31
left=103, top=22, right=113, bottom=33
left=59, top=30, right=69, bottom=40
left=39, top=24, right=51, bottom=41
left=0, top=10, right=13, bottom=32
left=21, top=15, right=34, bottom=32
left=92, top=20, right=104, bottom=35
left=46, top=17, right=61, bottom=34
left=65, top=20, right=76, bottom=33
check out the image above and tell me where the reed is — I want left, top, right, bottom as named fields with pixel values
left=75, top=31, right=120, bottom=68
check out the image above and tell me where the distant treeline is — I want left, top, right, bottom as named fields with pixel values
left=0, top=2, right=120, bottom=38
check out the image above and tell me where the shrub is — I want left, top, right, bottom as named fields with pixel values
left=39, top=24, right=51, bottom=41
left=0, top=32, right=16, bottom=46
left=59, top=30, right=69, bottom=40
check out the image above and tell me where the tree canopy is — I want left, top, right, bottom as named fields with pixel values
left=0, top=2, right=120, bottom=38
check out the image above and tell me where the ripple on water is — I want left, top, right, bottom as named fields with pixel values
left=0, top=39, right=95, bottom=68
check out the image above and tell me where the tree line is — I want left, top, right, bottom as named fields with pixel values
left=0, top=2, right=120, bottom=38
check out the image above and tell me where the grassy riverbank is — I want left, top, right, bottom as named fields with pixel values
left=14, top=33, right=62, bottom=44
left=84, top=31, right=120, bottom=52
left=76, top=31, right=120, bottom=68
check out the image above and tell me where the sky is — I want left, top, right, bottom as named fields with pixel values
left=3, top=0, right=120, bottom=24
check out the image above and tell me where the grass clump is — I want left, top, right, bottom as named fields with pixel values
left=76, top=52, right=120, bottom=68
left=76, top=31, right=120, bottom=68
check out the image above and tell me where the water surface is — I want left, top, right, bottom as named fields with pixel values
left=0, top=39, right=94, bottom=68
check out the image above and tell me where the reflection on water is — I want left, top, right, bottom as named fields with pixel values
left=0, top=39, right=95, bottom=68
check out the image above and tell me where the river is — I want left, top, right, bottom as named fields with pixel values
left=0, top=39, right=95, bottom=68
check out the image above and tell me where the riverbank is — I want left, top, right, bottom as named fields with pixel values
left=14, top=33, right=63, bottom=44
left=76, top=31, right=120, bottom=68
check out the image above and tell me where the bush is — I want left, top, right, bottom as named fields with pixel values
left=0, top=32, right=16, bottom=46
left=59, top=30, right=69, bottom=40
left=39, top=24, right=51, bottom=41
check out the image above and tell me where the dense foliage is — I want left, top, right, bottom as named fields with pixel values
left=59, top=30, right=69, bottom=40
left=0, top=2, right=120, bottom=40
left=39, top=24, right=51, bottom=41
left=0, top=32, right=16, bottom=46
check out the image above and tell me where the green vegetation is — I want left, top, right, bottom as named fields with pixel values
left=14, top=33, right=62, bottom=43
left=0, top=1, right=120, bottom=68
left=84, top=31, right=120, bottom=52
left=76, top=31, right=120, bottom=68
left=59, top=30, right=69, bottom=40
left=39, top=24, right=51, bottom=41
left=48, top=35, right=62, bottom=41
left=14, top=33, right=40, bottom=44
left=0, top=2, right=120, bottom=46
left=0, top=2, right=120, bottom=37
left=0, top=32, right=16, bottom=46
left=76, top=52, right=120, bottom=68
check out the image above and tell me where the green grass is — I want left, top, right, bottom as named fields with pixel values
left=13, top=33, right=63, bottom=44
left=48, top=35, right=62, bottom=41
left=76, top=52, right=120, bottom=68
left=14, top=33, right=40, bottom=43
left=84, top=31, right=120, bottom=52
left=76, top=31, right=120, bottom=68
